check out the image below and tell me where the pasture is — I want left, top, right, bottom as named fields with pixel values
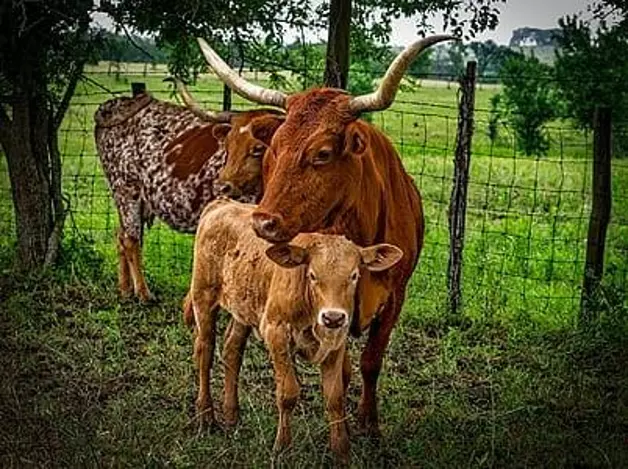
left=0, top=67, right=627, bottom=467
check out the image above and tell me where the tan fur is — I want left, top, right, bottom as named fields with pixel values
left=186, top=199, right=401, bottom=463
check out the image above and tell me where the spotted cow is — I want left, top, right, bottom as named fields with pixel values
left=94, top=91, right=280, bottom=301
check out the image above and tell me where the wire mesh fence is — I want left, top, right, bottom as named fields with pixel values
left=0, top=68, right=626, bottom=324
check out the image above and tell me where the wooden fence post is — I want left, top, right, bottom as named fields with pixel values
left=581, top=106, right=612, bottom=324
left=447, top=61, right=477, bottom=317
left=131, top=82, right=146, bottom=96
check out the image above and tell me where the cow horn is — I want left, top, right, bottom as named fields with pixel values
left=171, top=78, right=232, bottom=123
left=197, top=38, right=287, bottom=109
left=349, top=35, right=459, bottom=114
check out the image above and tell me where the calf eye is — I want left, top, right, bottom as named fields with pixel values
left=313, top=149, right=333, bottom=165
left=308, top=270, right=317, bottom=282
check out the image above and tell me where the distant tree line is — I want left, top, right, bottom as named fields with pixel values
left=93, top=31, right=168, bottom=64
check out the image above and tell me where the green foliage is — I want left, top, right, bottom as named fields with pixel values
left=493, top=54, right=563, bottom=156
left=469, top=40, right=518, bottom=80
left=94, top=31, right=168, bottom=64
left=0, top=0, right=100, bottom=111
left=554, top=16, right=628, bottom=155
left=101, top=0, right=315, bottom=82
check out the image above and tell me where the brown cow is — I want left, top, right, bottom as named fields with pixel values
left=185, top=199, right=402, bottom=462
left=94, top=84, right=280, bottom=301
left=196, top=34, right=457, bottom=436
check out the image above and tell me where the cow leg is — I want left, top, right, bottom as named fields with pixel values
left=266, top=325, right=300, bottom=453
left=192, top=288, right=220, bottom=431
left=357, top=292, right=403, bottom=437
left=222, top=318, right=251, bottom=427
left=116, top=229, right=132, bottom=298
left=122, top=234, right=153, bottom=302
left=115, top=192, right=153, bottom=302
left=321, top=346, right=350, bottom=464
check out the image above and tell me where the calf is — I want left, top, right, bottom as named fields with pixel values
left=94, top=91, right=280, bottom=301
left=186, top=199, right=402, bottom=462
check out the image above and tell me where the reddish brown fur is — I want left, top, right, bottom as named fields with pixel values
left=252, top=88, right=425, bottom=436
left=215, top=112, right=284, bottom=199
left=164, top=124, right=220, bottom=180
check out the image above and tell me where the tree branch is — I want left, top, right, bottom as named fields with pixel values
left=120, top=23, right=155, bottom=62
left=53, top=62, right=84, bottom=130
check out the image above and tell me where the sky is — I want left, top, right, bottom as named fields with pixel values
left=390, top=0, right=593, bottom=46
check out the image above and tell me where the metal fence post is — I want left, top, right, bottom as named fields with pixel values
left=131, top=82, right=146, bottom=96
left=447, top=61, right=477, bottom=317
left=581, top=106, right=612, bottom=324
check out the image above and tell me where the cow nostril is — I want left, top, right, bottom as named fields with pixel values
left=261, top=218, right=277, bottom=232
left=321, top=311, right=346, bottom=329
left=218, top=182, right=233, bottom=196
left=252, top=212, right=281, bottom=238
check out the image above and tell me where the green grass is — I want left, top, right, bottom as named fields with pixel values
left=0, top=67, right=627, bottom=467
left=0, top=248, right=627, bottom=468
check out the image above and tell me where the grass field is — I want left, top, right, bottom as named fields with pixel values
left=1, top=67, right=627, bottom=467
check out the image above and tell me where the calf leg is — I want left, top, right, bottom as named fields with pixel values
left=357, top=293, right=403, bottom=437
left=222, top=319, right=251, bottom=426
left=321, top=346, right=350, bottom=464
left=192, top=288, right=220, bottom=430
left=266, top=325, right=300, bottom=453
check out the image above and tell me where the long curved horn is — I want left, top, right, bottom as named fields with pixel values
left=168, top=78, right=232, bottom=122
left=197, top=38, right=287, bottom=109
left=349, top=35, right=459, bottom=114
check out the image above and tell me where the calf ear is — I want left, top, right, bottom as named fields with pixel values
left=212, top=123, right=232, bottom=142
left=344, top=122, right=368, bottom=157
left=251, top=115, right=284, bottom=145
left=360, top=244, right=403, bottom=272
left=266, top=244, right=309, bottom=269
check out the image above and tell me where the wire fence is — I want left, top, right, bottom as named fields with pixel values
left=0, top=68, right=626, bottom=324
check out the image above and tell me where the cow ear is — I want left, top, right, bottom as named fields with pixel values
left=344, top=123, right=368, bottom=157
left=266, top=244, right=309, bottom=269
left=212, top=123, right=232, bottom=142
left=360, top=244, right=403, bottom=272
left=251, top=115, right=284, bottom=145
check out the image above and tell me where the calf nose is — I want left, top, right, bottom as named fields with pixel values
left=252, top=211, right=281, bottom=240
left=320, top=310, right=347, bottom=329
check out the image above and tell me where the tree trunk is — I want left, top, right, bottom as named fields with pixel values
left=0, top=91, right=64, bottom=270
left=323, top=0, right=351, bottom=89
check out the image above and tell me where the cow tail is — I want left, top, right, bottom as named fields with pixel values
left=182, top=291, right=195, bottom=328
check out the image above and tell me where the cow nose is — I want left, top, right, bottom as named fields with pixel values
left=320, top=310, right=347, bottom=329
left=216, top=181, right=234, bottom=197
left=252, top=211, right=281, bottom=239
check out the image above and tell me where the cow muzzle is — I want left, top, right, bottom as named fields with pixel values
left=251, top=211, right=292, bottom=243
left=318, top=309, right=349, bottom=330
left=214, top=181, right=239, bottom=198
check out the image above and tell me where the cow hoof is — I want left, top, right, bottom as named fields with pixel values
left=355, top=419, right=382, bottom=440
left=272, top=432, right=292, bottom=454
left=223, top=407, right=239, bottom=428
left=195, top=414, right=218, bottom=436
left=137, top=290, right=156, bottom=304
left=119, top=289, right=133, bottom=301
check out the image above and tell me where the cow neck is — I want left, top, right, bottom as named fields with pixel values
left=330, top=123, right=402, bottom=248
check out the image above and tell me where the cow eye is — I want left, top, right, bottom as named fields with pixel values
left=350, top=270, right=359, bottom=283
left=313, top=149, right=333, bottom=165
left=308, top=270, right=317, bottom=282
left=251, top=144, right=265, bottom=158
